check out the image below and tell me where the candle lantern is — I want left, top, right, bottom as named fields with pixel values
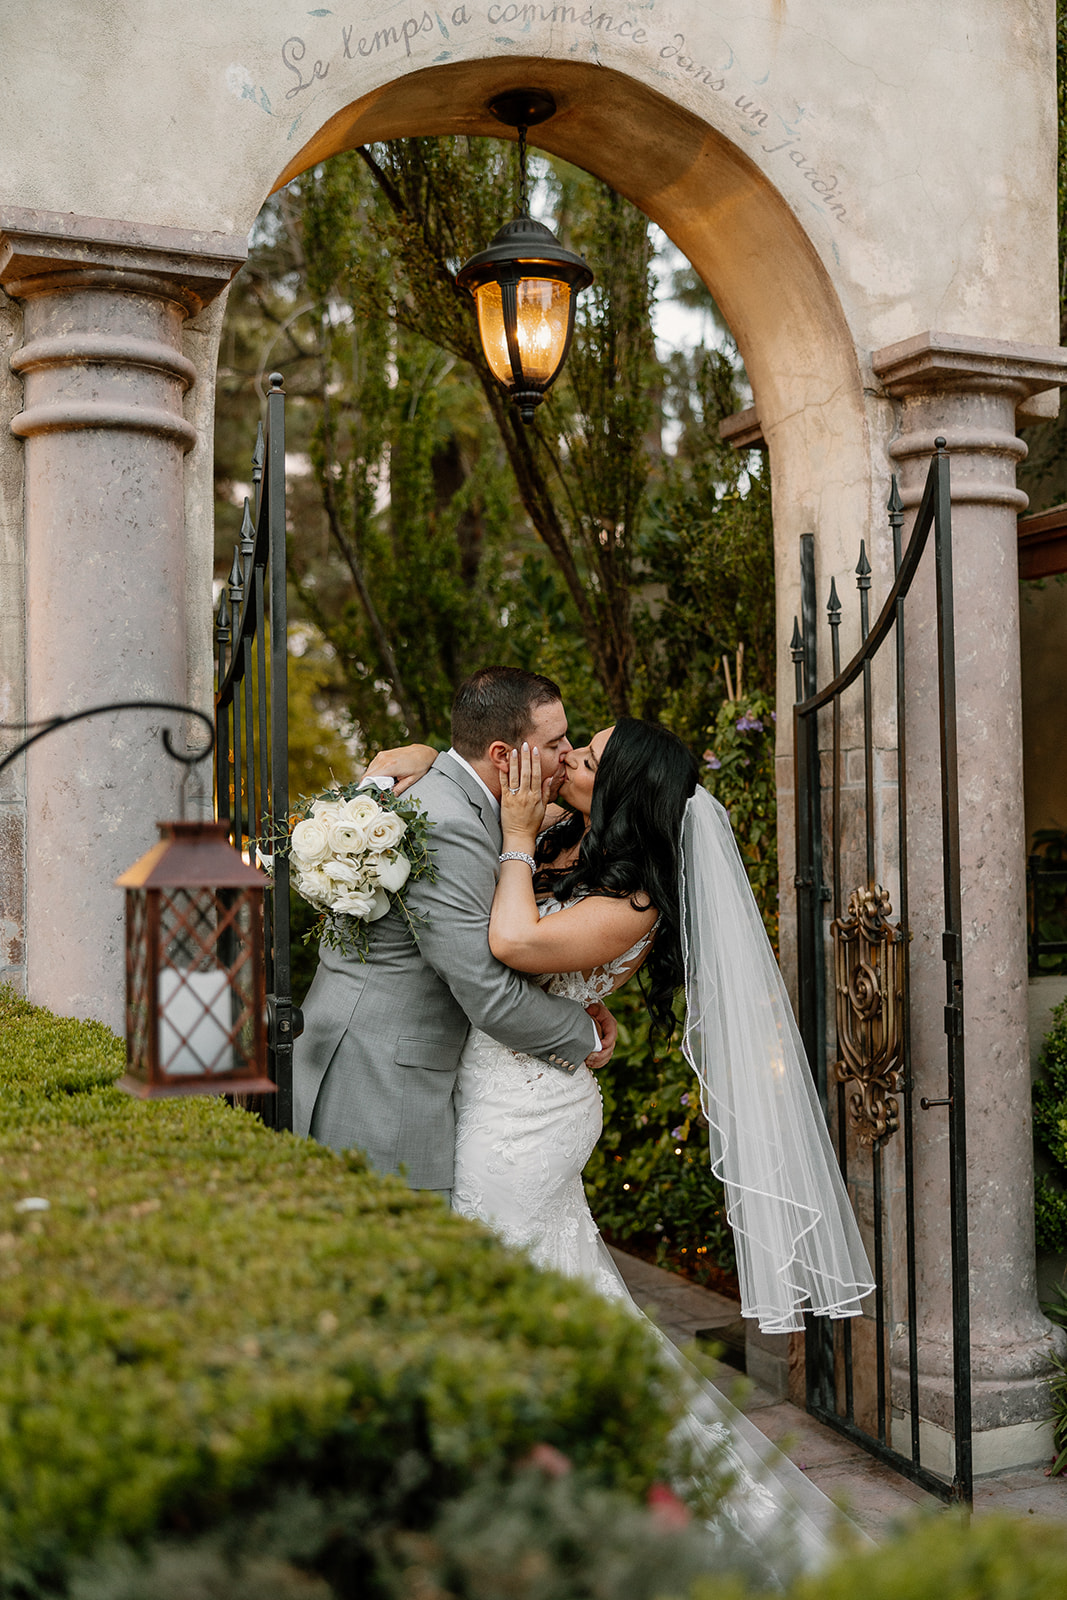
left=116, top=820, right=274, bottom=1098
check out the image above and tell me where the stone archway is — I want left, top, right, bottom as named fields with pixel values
left=0, top=0, right=1064, bottom=1479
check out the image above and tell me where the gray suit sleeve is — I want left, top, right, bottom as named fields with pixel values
left=404, top=807, right=597, bottom=1074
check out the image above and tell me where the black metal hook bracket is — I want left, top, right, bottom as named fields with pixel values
left=0, top=700, right=214, bottom=777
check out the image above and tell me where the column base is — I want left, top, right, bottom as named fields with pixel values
left=891, top=1412, right=1055, bottom=1477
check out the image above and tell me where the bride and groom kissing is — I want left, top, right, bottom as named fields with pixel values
left=292, top=664, right=872, bottom=1337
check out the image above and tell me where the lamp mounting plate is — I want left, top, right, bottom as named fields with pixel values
left=488, top=89, right=557, bottom=129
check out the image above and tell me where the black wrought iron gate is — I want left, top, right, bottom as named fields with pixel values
left=792, top=442, right=972, bottom=1503
left=214, top=373, right=296, bottom=1129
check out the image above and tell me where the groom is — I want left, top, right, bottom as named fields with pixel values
left=292, top=667, right=617, bottom=1194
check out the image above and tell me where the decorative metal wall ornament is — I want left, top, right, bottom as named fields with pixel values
left=831, top=884, right=907, bottom=1146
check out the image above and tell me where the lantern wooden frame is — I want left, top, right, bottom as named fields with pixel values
left=117, top=820, right=274, bottom=1099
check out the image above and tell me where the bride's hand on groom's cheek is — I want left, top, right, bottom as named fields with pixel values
left=584, top=1000, right=618, bottom=1070
left=500, top=743, right=548, bottom=843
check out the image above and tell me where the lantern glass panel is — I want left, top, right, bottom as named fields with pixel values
left=472, top=280, right=512, bottom=385
left=514, top=276, right=570, bottom=386
left=157, top=887, right=256, bottom=1078
left=473, top=273, right=572, bottom=387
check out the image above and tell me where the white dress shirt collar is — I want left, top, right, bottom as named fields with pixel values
left=446, top=747, right=501, bottom=817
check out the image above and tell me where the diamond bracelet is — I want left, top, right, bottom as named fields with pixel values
left=499, top=851, right=536, bottom=870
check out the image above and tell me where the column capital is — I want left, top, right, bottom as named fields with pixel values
left=872, top=330, right=1067, bottom=400
left=0, top=206, right=246, bottom=311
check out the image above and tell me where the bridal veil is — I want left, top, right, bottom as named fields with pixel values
left=679, top=787, right=874, bottom=1334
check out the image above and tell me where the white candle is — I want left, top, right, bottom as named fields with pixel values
left=158, top=968, right=234, bottom=1076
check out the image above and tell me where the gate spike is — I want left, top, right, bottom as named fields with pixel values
left=827, top=576, right=841, bottom=623
left=790, top=616, right=804, bottom=660
left=239, top=496, right=255, bottom=560
left=214, top=588, right=231, bottom=637
left=855, top=540, right=872, bottom=588
left=228, top=543, right=245, bottom=606
left=251, top=421, right=265, bottom=487
left=887, top=476, right=905, bottom=572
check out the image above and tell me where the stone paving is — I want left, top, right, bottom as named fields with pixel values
left=609, top=1247, right=1067, bottom=1538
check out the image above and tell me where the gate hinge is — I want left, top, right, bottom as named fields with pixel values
left=943, top=1004, right=963, bottom=1038
left=942, top=930, right=962, bottom=964
left=267, top=995, right=305, bottom=1050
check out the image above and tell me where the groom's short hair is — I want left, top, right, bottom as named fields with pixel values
left=451, top=667, right=563, bottom=759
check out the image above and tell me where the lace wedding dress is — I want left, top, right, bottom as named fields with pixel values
left=452, top=902, right=857, bottom=1576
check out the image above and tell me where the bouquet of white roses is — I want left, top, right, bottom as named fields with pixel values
left=285, top=781, right=435, bottom=959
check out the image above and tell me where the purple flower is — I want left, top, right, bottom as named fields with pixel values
left=705, top=753, right=721, bottom=770
left=770, top=711, right=777, bottom=722
left=671, top=1125, right=685, bottom=1139
left=736, top=713, right=763, bottom=733
left=680, top=1092, right=690, bottom=1107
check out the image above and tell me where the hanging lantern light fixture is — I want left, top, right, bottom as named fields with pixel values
left=456, top=90, right=593, bottom=422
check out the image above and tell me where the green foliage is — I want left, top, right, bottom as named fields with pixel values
left=63, top=1470, right=747, bottom=1600
left=286, top=627, right=360, bottom=796
left=772, top=1513, right=1067, bottom=1600
left=0, top=993, right=687, bottom=1595
left=585, top=985, right=735, bottom=1284
left=378, top=1465, right=744, bottom=1600
left=1043, top=1283, right=1067, bottom=1475
left=1032, top=998, right=1067, bottom=1253
left=57, top=1494, right=1067, bottom=1600
left=1029, top=828, right=1067, bottom=977
left=635, top=351, right=775, bottom=749
left=700, top=688, right=779, bottom=950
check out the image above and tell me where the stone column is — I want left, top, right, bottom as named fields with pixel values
left=872, top=332, right=1067, bottom=1474
left=0, top=209, right=245, bottom=1034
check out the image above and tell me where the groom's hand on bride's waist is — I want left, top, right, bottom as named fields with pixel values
left=584, top=1001, right=617, bottom=1070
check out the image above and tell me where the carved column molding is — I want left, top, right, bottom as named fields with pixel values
left=0, top=209, right=245, bottom=1032
left=872, top=332, right=1067, bottom=1468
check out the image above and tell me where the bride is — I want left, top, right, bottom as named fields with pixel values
left=377, top=717, right=874, bottom=1571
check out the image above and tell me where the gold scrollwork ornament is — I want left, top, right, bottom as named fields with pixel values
left=831, top=885, right=906, bottom=1146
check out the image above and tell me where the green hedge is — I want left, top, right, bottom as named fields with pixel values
left=0, top=991, right=683, bottom=1594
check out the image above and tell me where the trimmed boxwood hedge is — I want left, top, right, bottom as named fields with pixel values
left=0, top=990, right=683, bottom=1593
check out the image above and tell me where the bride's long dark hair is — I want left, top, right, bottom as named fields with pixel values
left=535, top=718, right=700, bottom=1039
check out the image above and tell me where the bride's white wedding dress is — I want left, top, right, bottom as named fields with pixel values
left=452, top=902, right=859, bottom=1576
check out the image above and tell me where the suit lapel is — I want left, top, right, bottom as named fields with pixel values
left=435, top=750, right=503, bottom=853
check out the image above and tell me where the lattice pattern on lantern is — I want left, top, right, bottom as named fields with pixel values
left=158, top=888, right=256, bottom=1076
left=118, top=820, right=272, bottom=1100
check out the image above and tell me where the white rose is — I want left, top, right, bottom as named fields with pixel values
left=290, top=817, right=330, bottom=864
left=327, top=818, right=369, bottom=856
left=310, top=797, right=344, bottom=822
left=342, top=794, right=383, bottom=827
left=331, top=887, right=376, bottom=918
left=323, top=859, right=363, bottom=885
left=375, top=852, right=411, bottom=893
left=365, top=812, right=406, bottom=852
left=294, top=866, right=336, bottom=909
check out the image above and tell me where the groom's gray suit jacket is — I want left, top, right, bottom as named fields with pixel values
left=291, top=751, right=596, bottom=1190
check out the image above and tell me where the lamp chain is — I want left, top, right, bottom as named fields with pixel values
left=518, top=123, right=529, bottom=215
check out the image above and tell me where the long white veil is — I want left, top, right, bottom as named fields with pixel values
left=680, top=787, right=874, bottom=1333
